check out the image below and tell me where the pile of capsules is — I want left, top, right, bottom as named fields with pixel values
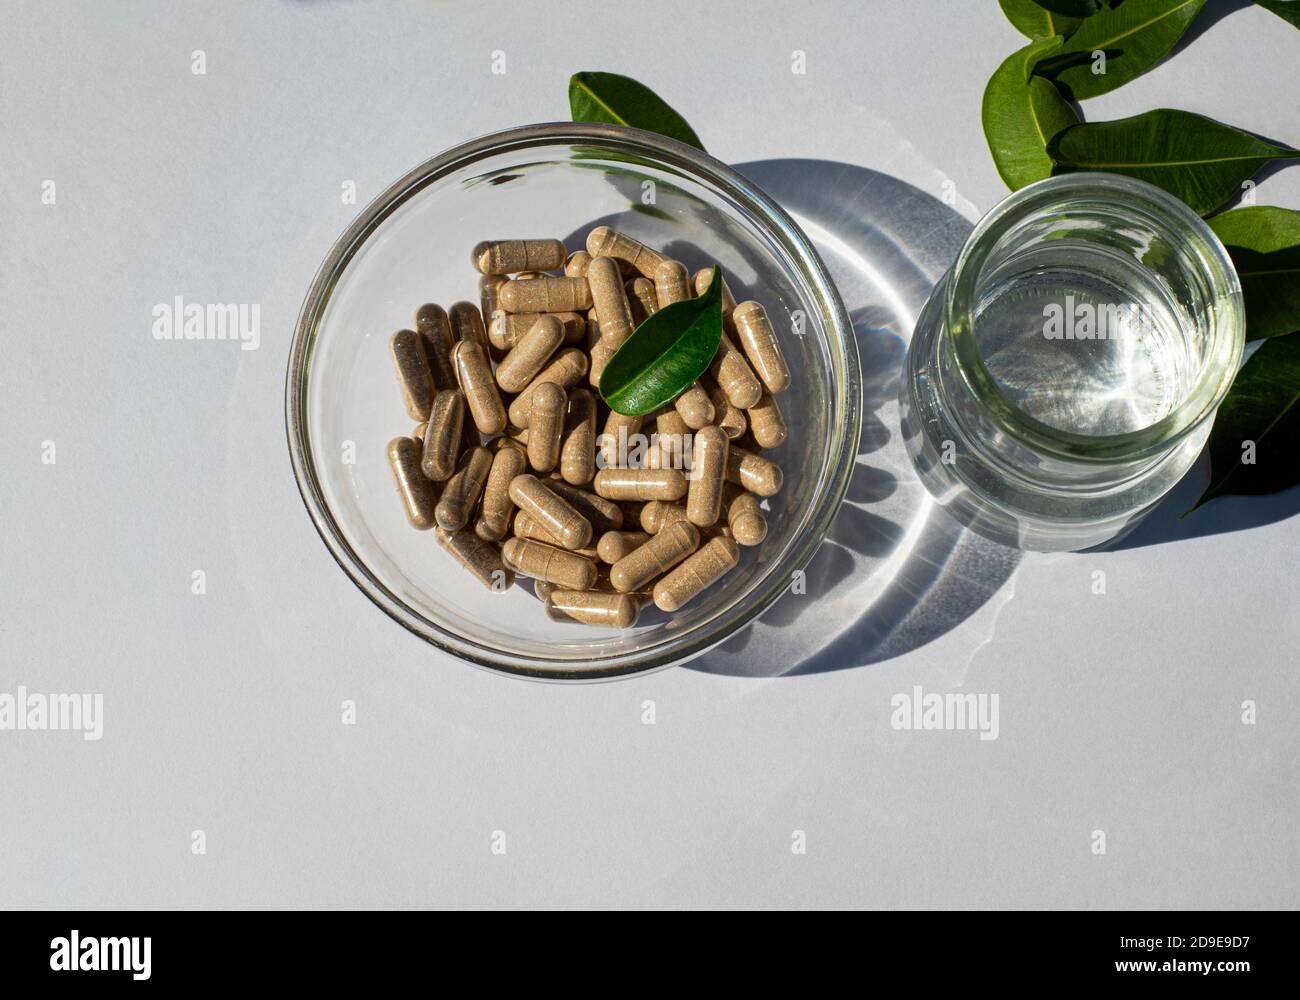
left=386, top=228, right=791, bottom=629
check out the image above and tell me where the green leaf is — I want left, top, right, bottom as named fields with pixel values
left=1038, top=0, right=1208, bottom=101
left=569, top=72, right=704, bottom=151
left=1036, top=0, right=1107, bottom=15
left=983, top=37, right=1082, bottom=189
left=999, top=0, right=1084, bottom=39
left=1255, top=0, right=1300, bottom=28
left=1046, top=109, right=1300, bottom=216
left=599, top=267, right=723, bottom=416
left=1191, top=330, right=1300, bottom=510
left=1210, top=207, right=1300, bottom=341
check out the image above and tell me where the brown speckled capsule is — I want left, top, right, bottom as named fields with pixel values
left=594, top=468, right=686, bottom=502
left=509, top=473, right=593, bottom=551
left=674, top=381, right=715, bottom=430
left=704, top=380, right=748, bottom=440
left=609, top=521, right=700, bottom=594
left=437, top=527, right=514, bottom=590
left=501, top=537, right=597, bottom=590
left=586, top=227, right=666, bottom=278
left=498, top=276, right=592, bottom=314
left=687, top=426, right=729, bottom=527
left=650, top=409, right=690, bottom=470
left=597, top=530, right=653, bottom=564
left=449, top=301, right=490, bottom=353
left=421, top=389, right=465, bottom=481
left=452, top=340, right=506, bottom=435
left=496, top=315, right=563, bottom=393
left=709, top=332, right=763, bottom=410
left=472, top=239, right=567, bottom=276
left=526, top=381, right=565, bottom=472
left=565, top=250, right=591, bottom=277
left=640, top=501, right=689, bottom=534
left=513, top=511, right=596, bottom=557
left=546, top=591, right=640, bottom=628
left=732, top=301, right=791, bottom=394
left=588, top=339, right=616, bottom=388
left=724, top=482, right=767, bottom=546
left=508, top=348, right=589, bottom=428
left=588, top=257, right=636, bottom=348
left=747, top=390, right=788, bottom=448
left=390, top=329, right=436, bottom=421
left=475, top=439, right=527, bottom=542
left=546, top=480, right=624, bottom=533
left=435, top=445, right=492, bottom=531
left=653, top=260, right=691, bottom=306
left=415, top=303, right=457, bottom=388
left=488, top=311, right=583, bottom=352
left=560, top=389, right=597, bottom=486
left=532, top=579, right=555, bottom=602
left=387, top=436, right=438, bottom=529
left=653, top=535, right=739, bottom=612
left=599, top=411, right=643, bottom=469
left=627, top=277, right=658, bottom=325
left=726, top=445, right=783, bottom=496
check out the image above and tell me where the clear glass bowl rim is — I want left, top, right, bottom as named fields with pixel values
left=284, top=122, right=861, bottom=682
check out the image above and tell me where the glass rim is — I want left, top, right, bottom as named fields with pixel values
left=284, top=121, right=861, bottom=682
left=944, top=173, right=1245, bottom=463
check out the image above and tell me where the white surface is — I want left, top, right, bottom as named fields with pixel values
left=2, top=0, right=1298, bottom=909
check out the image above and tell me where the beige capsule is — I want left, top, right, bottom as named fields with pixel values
left=505, top=423, right=530, bottom=446
left=564, top=250, right=591, bottom=277
left=511, top=511, right=599, bottom=560
left=653, top=535, right=739, bottom=612
left=545, top=591, right=640, bottom=628
left=709, top=332, right=763, bottom=410
left=546, top=480, right=624, bottom=533
left=674, top=381, right=715, bottom=430
left=686, top=425, right=729, bottom=527
left=594, top=468, right=687, bottom=502
left=587, top=256, right=636, bottom=347
left=609, top=521, right=700, bottom=594
left=626, top=277, right=658, bottom=325
left=508, top=348, right=589, bottom=428
left=526, top=381, right=565, bottom=473
left=435, top=445, right=492, bottom=531
left=415, top=303, right=457, bottom=388
left=532, top=579, right=555, bottom=602
left=726, top=445, right=783, bottom=496
left=387, top=436, right=438, bottom=530
left=585, top=227, right=666, bottom=277
left=704, top=380, right=748, bottom=440
left=585, top=307, right=601, bottom=348
left=723, top=482, right=767, bottom=546
left=496, top=315, right=563, bottom=393
left=501, top=537, right=598, bottom=590
left=588, top=339, right=616, bottom=388
left=472, top=238, right=567, bottom=276
left=451, top=340, right=507, bottom=435
left=449, top=300, right=490, bottom=353
left=420, top=389, right=465, bottom=481
left=640, top=501, right=689, bottom=534
left=509, top=473, right=593, bottom=551
left=488, top=311, right=584, bottom=352
left=475, top=439, right=528, bottom=542
left=650, top=409, right=690, bottom=470
left=732, top=301, right=791, bottom=394
left=599, top=411, right=643, bottom=469
left=389, top=329, right=436, bottom=421
left=597, top=530, right=653, bottom=564
left=653, top=260, right=691, bottom=306
left=747, top=390, right=788, bottom=448
left=436, top=527, right=513, bottom=590
left=498, top=275, right=592, bottom=314
left=560, top=389, right=597, bottom=486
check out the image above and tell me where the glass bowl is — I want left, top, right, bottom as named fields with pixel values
left=285, top=123, right=860, bottom=680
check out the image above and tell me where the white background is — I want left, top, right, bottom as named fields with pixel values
left=2, top=0, right=1298, bottom=908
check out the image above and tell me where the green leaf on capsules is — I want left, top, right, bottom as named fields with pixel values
left=599, top=266, right=722, bottom=416
left=569, top=72, right=705, bottom=151
left=983, top=36, right=1082, bottom=189
left=1209, top=206, right=1300, bottom=341
left=999, top=0, right=1085, bottom=39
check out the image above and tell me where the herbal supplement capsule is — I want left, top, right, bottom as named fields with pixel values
left=451, top=340, right=507, bottom=435
left=586, top=308, right=601, bottom=348
left=533, top=579, right=555, bottom=602
left=560, top=389, right=597, bottom=486
left=546, top=480, right=624, bottom=532
left=437, top=527, right=513, bottom=590
left=704, top=380, right=748, bottom=440
left=653, top=260, right=691, bottom=307
left=585, top=227, right=667, bottom=278
left=597, top=530, right=653, bottom=564
left=653, top=536, right=739, bottom=612
left=515, top=271, right=546, bottom=280
left=609, top=521, right=700, bottom=594
left=501, top=537, right=598, bottom=590
left=747, top=390, right=788, bottom=448
left=472, top=239, right=567, bottom=276
left=475, top=440, right=528, bottom=542
left=594, top=468, right=687, bottom=502
left=435, top=445, right=492, bottom=531
left=599, top=411, right=643, bottom=469
left=479, top=275, right=505, bottom=329
left=732, top=301, right=791, bottom=394
left=674, top=381, right=715, bottom=430
left=415, top=303, right=457, bottom=388
left=488, top=311, right=584, bottom=352
left=686, top=425, right=729, bottom=527
left=546, top=591, right=640, bottom=628
left=387, top=436, right=438, bottom=530
left=726, top=445, right=783, bottom=496
left=588, top=256, right=636, bottom=347
left=449, top=300, right=490, bottom=353
left=421, top=389, right=465, bottom=481
left=496, top=315, right=564, bottom=393
left=389, top=329, right=436, bottom=421
left=589, top=339, right=616, bottom=387
left=709, top=332, right=763, bottom=409
left=512, top=512, right=598, bottom=559
left=565, top=250, right=591, bottom=277
left=627, top=277, right=658, bottom=325
left=650, top=409, right=690, bottom=470
left=506, top=423, right=529, bottom=446
left=508, top=348, right=589, bottom=427
left=640, top=501, right=689, bottom=534
left=724, top=482, right=767, bottom=546
left=413, top=421, right=428, bottom=444
left=509, top=473, right=593, bottom=551
left=526, top=381, right=565, bottom=472
left=693, top=268, right=738, bottom=314
left=498, top=275, right=592, bottom=314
